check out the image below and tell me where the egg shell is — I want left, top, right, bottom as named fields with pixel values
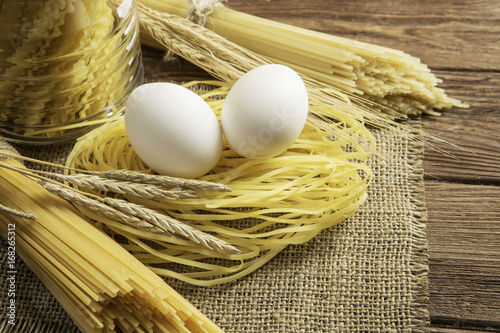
left=221, top=64, right=309, bottom=158
left=125, top=82, right=223, bottom=178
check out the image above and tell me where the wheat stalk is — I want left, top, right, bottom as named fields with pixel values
left=97, top=169, right=232, bottom=192
left=54, top=174, right=196, bottom=199
left=103, top=196, right=240, bottom=255
left=138, top=3, right=267, bottom=84
left=0, top=203, right=36, bottom=220
left=39, top=180, right=238, bottom=255
left=39, top=181, right=167, bottom=234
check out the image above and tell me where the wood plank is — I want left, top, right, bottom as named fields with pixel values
left=423, top=327, right=500, bottom=333
left=422, top=70, right=500, bottom=184
left=142, top=47, right=213, bottom=82
left=227, top=0, right=500, bottom=70
left=425, top=182, right=500, bottom=328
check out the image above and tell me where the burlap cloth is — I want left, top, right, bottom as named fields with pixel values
left=0, top=122, right=429, bottom=332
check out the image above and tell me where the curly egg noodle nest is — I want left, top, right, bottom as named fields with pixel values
left=66, top=81, right=375, bottom=286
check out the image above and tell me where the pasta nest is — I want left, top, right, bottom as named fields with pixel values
left=66, top=81, right=375, bottom=286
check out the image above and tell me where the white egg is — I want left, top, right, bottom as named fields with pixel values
left=125, top=82, right=223, bottom=178
left=221, top=64, right=309, bottom=158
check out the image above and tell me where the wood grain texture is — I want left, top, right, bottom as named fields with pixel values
left=226, top=0, right=500, bottom=70
left=142, top=47, right=213, bottom=82
left=425, top=183, right=500, bottom=330
left=422, top=70, right=500, bottom=184
left=423, top=328, right=500, bottom=333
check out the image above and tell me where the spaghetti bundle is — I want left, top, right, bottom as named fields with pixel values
left=0, top=140, right=224, bottom=332
left=0, top=0, right=143, bottom=143
left=138, top=0, right=466, bottom=118
left=65, top=82, right=375, bottom=286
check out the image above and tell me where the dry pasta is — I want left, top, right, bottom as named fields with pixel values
left=0, top=0, right=143, bottom=143
left=138, top=0, right=467, bottom=118
left=66, top=81, right=375, bottom=286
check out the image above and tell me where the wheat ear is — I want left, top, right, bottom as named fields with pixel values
left=97, top=169, right=232, bottom=192
left=138, top=3, right=267, bottom=83
left=103, top=197, right=240, bottom=255
left=39, top=181, right=238, bottom=255
left=0, top=203, right=36, bottom=220
left=39, top=181, right=169, bottom=235
left=54, top=174, right=196, bottom=200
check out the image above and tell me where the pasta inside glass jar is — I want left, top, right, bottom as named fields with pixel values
left=0, top=0, right=143, bottom=144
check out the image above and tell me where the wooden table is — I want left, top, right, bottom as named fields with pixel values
left=143, top=0, right=500, bottom=331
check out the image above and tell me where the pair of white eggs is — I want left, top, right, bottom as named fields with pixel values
left=125, top=64, right=309, bottom=178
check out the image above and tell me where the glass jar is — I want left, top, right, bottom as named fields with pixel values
left=0, top=0, right=143, bottom=144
